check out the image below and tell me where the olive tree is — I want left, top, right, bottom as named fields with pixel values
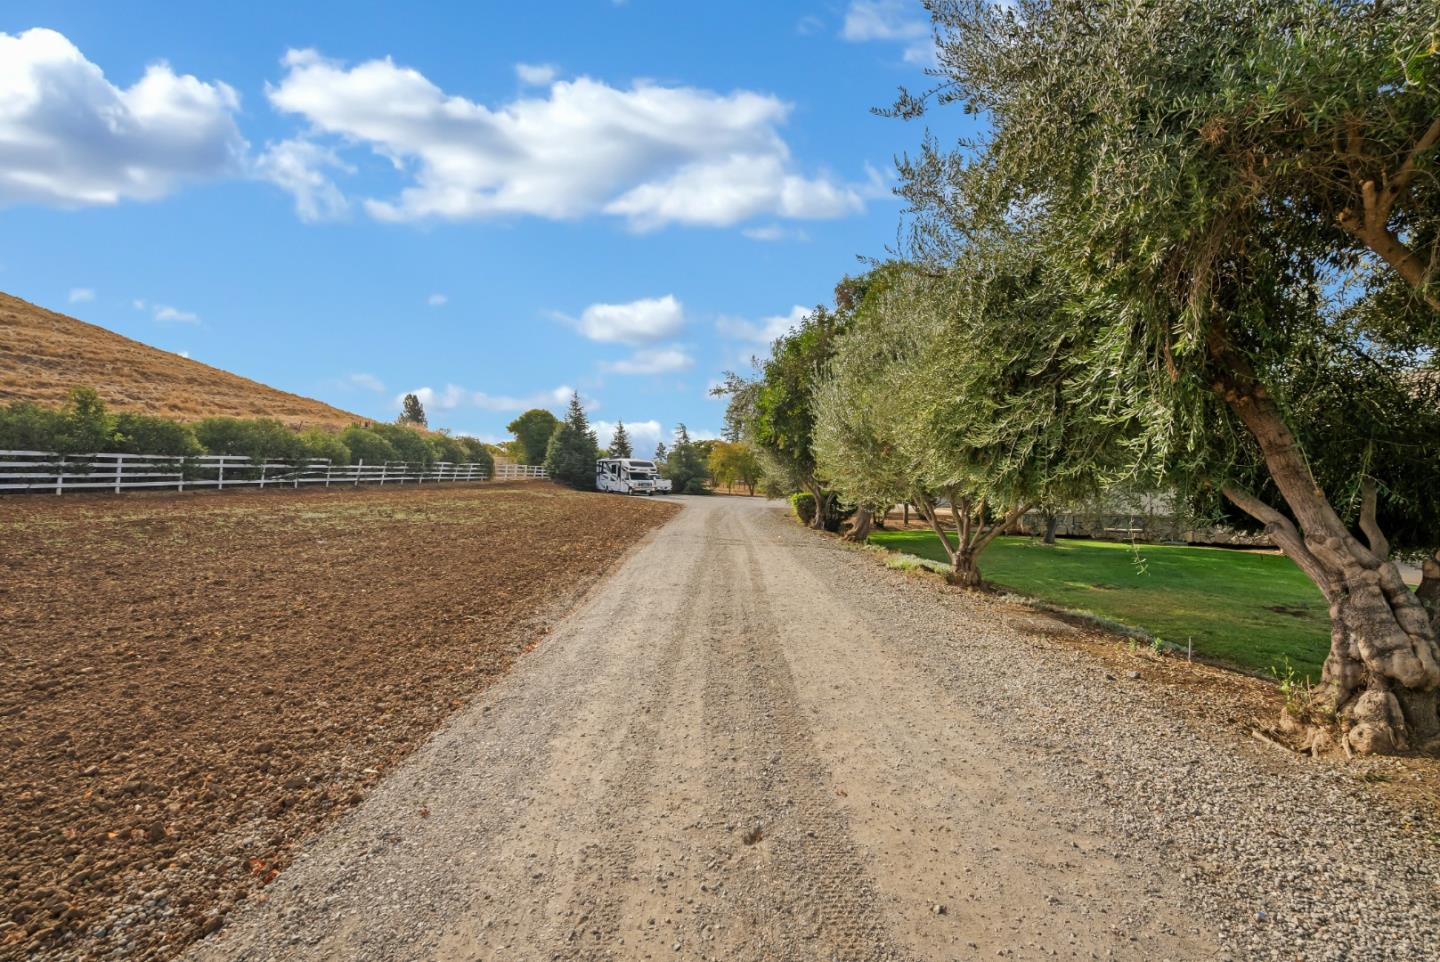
left=814, top=304, right=920, bottom=542
left=901, top=0, right=1440, bottom=751
left=716, top=306, right=849, bottom=530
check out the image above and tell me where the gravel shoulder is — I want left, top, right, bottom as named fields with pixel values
left=188, top=496, right=1440, bottom=962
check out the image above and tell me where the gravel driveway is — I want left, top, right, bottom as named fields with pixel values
left=187, top=496, right=1439, bottom=962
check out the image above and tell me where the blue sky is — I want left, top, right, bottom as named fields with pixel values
left=0, top=1, right=967, bottom=452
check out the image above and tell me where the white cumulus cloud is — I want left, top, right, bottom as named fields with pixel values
left=399, top=384, right=576, bottom=413
left=68, top=287, right=95, bottom=304
left=515, top=62, right=559, bottom=86
left=593, top=418, right=663, bottom=451
left=602, top=346, right=694, bottom=376
left=427, top=293, right=448, bottom=307
left=574, top=295, right=685, bottom=345
left=264, top=49, right=868, bottom=229
left=253, top=138, right=351, bottom=221
left=841, top=1, right=937, bottom=66
left=0, top=28, right=246, bottom=208
left=741, top=223, right=810, bottom=242
left=153, top=304, right=199, bottom=323
left=717, top=305, right=810, bottom=344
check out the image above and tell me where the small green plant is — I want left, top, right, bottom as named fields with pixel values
left=1272, top=657, right=1314, bottom=721
left=1149, top=635, right=1165, bottom=655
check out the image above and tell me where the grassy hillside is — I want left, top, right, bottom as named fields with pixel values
left=0, top=292, right=362, bottom=429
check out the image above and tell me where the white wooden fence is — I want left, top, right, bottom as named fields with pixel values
left=0, top=450, right=495, bottom=495
left=493, top=463, right=548, bottom=481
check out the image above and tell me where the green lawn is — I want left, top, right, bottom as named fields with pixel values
left=869, top=531, right=1332, bottom=680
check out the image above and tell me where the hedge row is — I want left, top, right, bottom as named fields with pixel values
left=0, top=388, right=495, bottom=473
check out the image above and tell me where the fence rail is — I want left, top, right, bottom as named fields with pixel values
left=0, top=450, right=496, bottom=495
left=493, top=463, right=548, bottom=481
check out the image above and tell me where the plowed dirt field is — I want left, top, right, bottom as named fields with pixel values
left=0, top=482, right=677, bottom=962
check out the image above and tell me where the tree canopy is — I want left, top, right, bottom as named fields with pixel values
left=398, top=393, right=427, bottom=427
left=879, top=0, right=1440, bottom=750
left=507, top=408, right=561, bottom=465
left=608, top=420, right=633, bottom=459
left=661, top=423, right=709, bottom=494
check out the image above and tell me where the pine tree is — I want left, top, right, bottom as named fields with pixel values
left=398, top=393, right=427, bottom=427
left=544, top=392, right=600, bottom=488
left=662, top=423, right=708, bottom=494
left=653, top=441, right=668, bottom=467
left=609, top=420, right=633, bottom=459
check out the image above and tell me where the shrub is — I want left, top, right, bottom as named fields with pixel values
left=112, top=413, right=202, bottom=457
left=337, top=425, right=397, bottom=464
left=456, top=436, right=496, bottom=476
left=426, top=432, right=467, bottom=465
left=299, top=429, right=351, bottom=466
left=193, top=417, right=304, bottom=463
left=61, top=388, right=114, bottom=454
left=368, top=423, right=433, bottom=464
left=790, top=492, right=816, bottom=524
left=0, top=402, right=68, bottom=451
left=0, top=389, right=120, bottom=455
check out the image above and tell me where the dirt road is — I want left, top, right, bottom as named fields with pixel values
left=189, top=496, right=1439, bottom=962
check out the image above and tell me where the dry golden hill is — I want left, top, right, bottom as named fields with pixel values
left=0, top=292, right=364, bottom=429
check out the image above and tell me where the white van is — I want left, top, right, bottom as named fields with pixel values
left=596, top=458, right=662, bottom=495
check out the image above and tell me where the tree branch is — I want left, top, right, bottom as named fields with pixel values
left=1359, top=479, right=1390, bottom=562
left=915, top=489, right=958, bottom=566
left=1337, top=115, right=1440, bottom=312
left=1222, top=484, right=1340, bottom=603
left=1389, top=115, right=1440, bottom=196
left=973, top=502, right=1031, bottom=555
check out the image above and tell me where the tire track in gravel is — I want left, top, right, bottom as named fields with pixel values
left=532, top=502, right=729, bottom=961
left=691, top=516, right=906, bottom=962
left=188, top=496, right=1229, bottom=962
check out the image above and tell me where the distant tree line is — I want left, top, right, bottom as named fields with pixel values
left=504, top=393, right=734, bottom=495
left=0, top=387, right=495, bottom=475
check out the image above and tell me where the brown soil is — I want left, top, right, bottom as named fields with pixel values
left=0, top=292, right=362, bottom=429
left=0, top=482, right=678, bottom=962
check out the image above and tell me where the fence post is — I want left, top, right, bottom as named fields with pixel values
left=55, top=456, right=64, bottom=496
left=114, top=455, right=124, bottom=494
left=178, top=458, right=185, bottom=493
left=380, top=462, right=388, bottom=486
left=260, top=462, right=267, bottom=489
left=218, top=460, right=225, bottom=490
left=354, top=458, right=362, bottom=487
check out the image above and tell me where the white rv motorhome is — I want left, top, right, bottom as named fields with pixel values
left=596, top=458, right=663, bottom=495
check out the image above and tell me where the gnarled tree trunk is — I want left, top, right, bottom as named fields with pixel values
left=842, top=506, right=875, bottom=543
left=1214, top=347, right=1440, bottom=754
left=1042, top=511, right=1059, bottom=545
left=914, top=489, right=1029, bottom=588
left=1417, top=550, right=1440, bottom=630
left=950, top=547, right=983, bottom=587
left=803, top=480, right=837, bottom=531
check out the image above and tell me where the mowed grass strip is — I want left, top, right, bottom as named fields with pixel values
left=869, top=531, right=1331, bottom=680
